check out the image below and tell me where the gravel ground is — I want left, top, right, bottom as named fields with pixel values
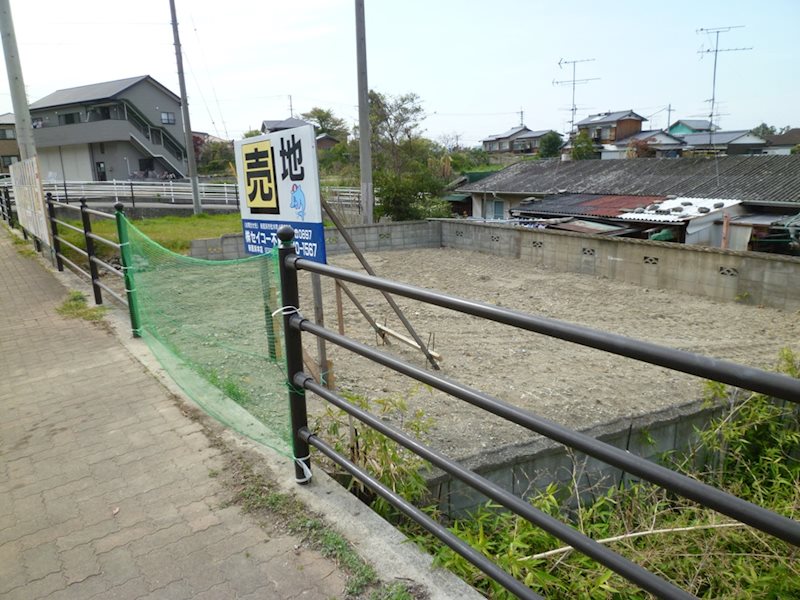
left=297, top=247, right=800, bottom=463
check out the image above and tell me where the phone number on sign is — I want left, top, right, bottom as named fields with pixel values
left=296, top=241, right=318, bottom=258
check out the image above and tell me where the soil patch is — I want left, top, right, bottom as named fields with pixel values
left=300, top=248, right=800, bottom=463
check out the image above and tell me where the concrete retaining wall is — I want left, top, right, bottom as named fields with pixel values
left=190, top=220, right=442, bottom=261
left=191, top=219, right=800, bottom=310
left=439, top=221, right=800, bottom=311
left=431, top=400, right=721, bottom=516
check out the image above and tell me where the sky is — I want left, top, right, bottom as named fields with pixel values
left=1, top=0, right=797, bottom=147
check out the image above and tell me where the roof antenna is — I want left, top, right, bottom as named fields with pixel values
left=553, top=58, right=599, bottom=135
left=697, top=26, right=752, bottom=186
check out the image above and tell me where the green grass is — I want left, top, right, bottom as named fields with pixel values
left=57, top=212, right=244, bottom=261
left=56, top=291, right=108, bottom=321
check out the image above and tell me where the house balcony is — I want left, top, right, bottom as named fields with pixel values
left=32, top=118, right=186, bottom=176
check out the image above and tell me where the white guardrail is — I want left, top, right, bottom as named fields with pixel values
left=0, top=179, right=364, bottom=209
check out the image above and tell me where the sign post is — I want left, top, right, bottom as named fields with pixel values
left=235, top=124, right=326, bottom=264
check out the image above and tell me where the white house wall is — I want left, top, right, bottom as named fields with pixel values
left=38, top=145, right=92, bottom=181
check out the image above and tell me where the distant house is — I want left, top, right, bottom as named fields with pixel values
left=316, top=133, right=340, bottom=151
left=0, top=113, right=20, bottom=174
left=482, top=126, right=558, bottom=154
left=667, top=120, right=717, bottom=136
left=30, top=75, right=187, bottom=181
left=260, top=117, right=310, bottom=133
left=575, top=110, right=646, bottom=145
left=456, top=155, right=800, bottom=220
left=677, top=130, right=767, bottom=156
left=763, top=129, right=800, bottom=155
left=601, top=130, right=685, bottom=159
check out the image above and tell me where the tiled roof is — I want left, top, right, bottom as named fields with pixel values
left=576, top=110, right=646, bottom=127
left=456, top=155, right=800, bottom=204
left=482, top=125, right=528, bottom=142
left=677, top=130, right=765, bottom=146
left=515, top=129, right=556, bottom=140
left=671, top=119, right=715, bottom=131
left=29, top=76, right=176, bottom=110
left=764, top=128, right=800, bottom=147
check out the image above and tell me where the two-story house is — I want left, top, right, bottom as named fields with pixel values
left=482, top=126, right=558, bottom=154
left=575, top=110, right=647, bottom=145
left=0, top=113, right=20, bottom=174
left=30, top=75, right=187, bottom=181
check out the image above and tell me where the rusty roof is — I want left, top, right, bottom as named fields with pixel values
left=512, top=194, right=667, bottom=218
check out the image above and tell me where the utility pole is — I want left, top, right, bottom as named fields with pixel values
left=519, top=107, right=524, bottom=126
left=697, top=26, right=752, bottom=149
left=666, top=103, right=672, bottom=131
left=0, top=0, right=36, bottom=160
left=354, top=0, right=374, bottom=224
left=169, top=0, right=201, bottom=215
left=289, top=94, right=294, bottom=118
left=553, top=58, right=599, bottom=134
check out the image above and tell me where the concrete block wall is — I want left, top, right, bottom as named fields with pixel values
left=439, top=221, right=800, bottom=311
left=433, top=402, right=722, bottom=516
left=191, top=220, right=442, bottom=260
left=190, top=219, right=800, bottom=310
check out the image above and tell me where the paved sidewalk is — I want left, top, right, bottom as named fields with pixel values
left=0, top=228, right=346, bottom=599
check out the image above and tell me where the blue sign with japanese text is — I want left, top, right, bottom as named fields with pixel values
left=235, top=125, right=327, bottom=263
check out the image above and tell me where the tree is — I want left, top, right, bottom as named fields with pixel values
left=369, top=90, right=425, bottom=175
left=242, top=129, right=262, bottom=138
left=751, top=123, right=792, bottom=138
left=197, top=140, right=234, bottom=174
left=300, top=107, right=349, bottom=140
left=538, top=131, right=562, bottom=158
left=571, top=131, right=596, bottom=160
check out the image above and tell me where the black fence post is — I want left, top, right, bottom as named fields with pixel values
left=80, top=198, right=103, bottom=305
left=277, top=225, right=312, bottom=485
left=46, top=193, right=64, bottom=271
left=129, top=181, right=136, bottom=209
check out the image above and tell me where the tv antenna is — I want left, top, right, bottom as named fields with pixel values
left=553, top=58, right=599, bottom=133
left=697, top=26, right=752, bottom=148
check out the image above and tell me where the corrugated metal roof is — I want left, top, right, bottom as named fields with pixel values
left=547, top=219, right=633, bottom=235
left=456, top=155, right=800, bottom=204
left=514, top=194, right=667, bottom=218
left=576, top=110, right=646, bottom=126
left=618, top=197, right=741, bottom=222
left=29, top=76, right=168, bottom=109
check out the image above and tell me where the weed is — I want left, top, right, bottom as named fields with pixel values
left=56, top=291, right=107, bottom=321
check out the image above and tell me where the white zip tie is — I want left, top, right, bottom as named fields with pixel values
left=294, top=455, right=312, bottom=483
left=271, top=305, right=300, bottom=317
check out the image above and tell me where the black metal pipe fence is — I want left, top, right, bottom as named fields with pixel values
left=1, top=187, right=15, bottom=228
left=274, top=225, right=800, bottom=599
left=46, top=193, right=129, bottom=308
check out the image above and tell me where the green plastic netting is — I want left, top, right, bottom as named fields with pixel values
left=124, top=217, right=292, bottom=456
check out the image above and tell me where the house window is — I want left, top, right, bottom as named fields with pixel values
left=499, top=141, right=509, bottom=150
left=58, top=112, right=81, bottom=125
left=1, top=155, right=19, bottom=167
left=485, top=199, right=504, bottom=219
left=0, top=128, right=15, bottom=139
left=32, top=118, right=43, bottom=128
left=161, top=112, right=176, bottom=125
left=150, top=129, right=163, bottom=145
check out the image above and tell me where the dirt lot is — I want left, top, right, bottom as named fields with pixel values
left=298, top=247, right=800, bottom=463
